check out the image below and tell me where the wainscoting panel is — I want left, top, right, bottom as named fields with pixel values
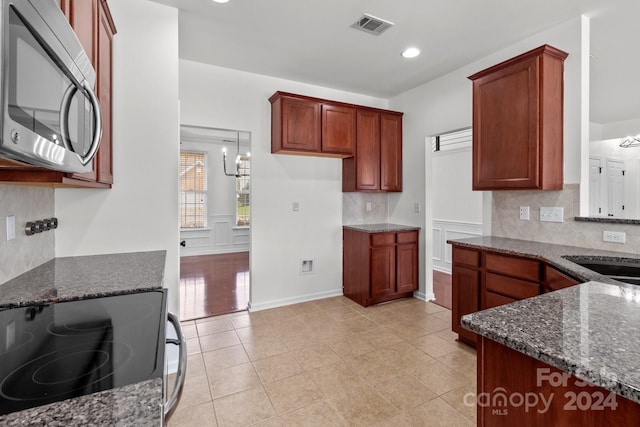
left=180, top=214, right=250, bottom=256
left=432, top=219, right=483, bottom=274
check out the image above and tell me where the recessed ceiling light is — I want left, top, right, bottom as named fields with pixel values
left=212, top=0, right=229, bottom=3
left=402, top=47, right=420, bottom=59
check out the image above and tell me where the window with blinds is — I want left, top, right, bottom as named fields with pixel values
left=180, top=151, right=207, bottom=228
left=432, top=128, right=472, bottom=152
left=236, top=156, right=250, bottom=227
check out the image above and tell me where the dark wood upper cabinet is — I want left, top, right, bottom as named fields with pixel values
left=270, top=91, right=403, bottom=192
left=343, top=109, right=403, bottom=192
left=380, top=113, right=402, bottom=192
left=0, top=0, right=116, bottom=188
left=468, top=44, right=568, bottom=190
left=321, top=104, right=355, bottom=155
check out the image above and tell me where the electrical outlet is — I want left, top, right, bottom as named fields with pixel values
left=366, top=202, right=372, bottom=211
left=519, top=206, right=530, bottom=220
left=6, top=216, right=15, bottom=241
left=603, top=230, right=626, bottom=243
left=540, top=207, right=564, bottom=223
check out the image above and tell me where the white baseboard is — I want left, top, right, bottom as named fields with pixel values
left=248, top=288, right=344, bottom=312
left=433, top=266, right=452, bottom=275
left=413, top=291, right=435, bottom=302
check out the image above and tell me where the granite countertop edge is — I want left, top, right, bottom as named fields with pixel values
left=343, top=223, right=421, bottom=233
left=446, top=236, right=640, bottom=286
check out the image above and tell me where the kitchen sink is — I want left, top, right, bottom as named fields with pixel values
left=563, top=256, right=640, bottom=285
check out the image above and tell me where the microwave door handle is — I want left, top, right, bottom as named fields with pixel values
left=79, top=79, right=102, bottom=166
left=59, top=84, right=76, bottom=151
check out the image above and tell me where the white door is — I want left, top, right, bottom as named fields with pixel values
left=606, top=159, right=625, bottom=218
left=589, top=157, right=603, bottom=216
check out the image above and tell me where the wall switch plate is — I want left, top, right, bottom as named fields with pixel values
left=292, top=201, right=299, bottom=211
left=519, top=206, right=530, bottom=220
left=540, top=207, right=563, bottom=223
left=603, top=230, right=626, bottom=243
left=6, top=216, right=15, bottom=241
left=414, top=202, right=420, bottom=213
left=366, top=202, right=372, bottom=211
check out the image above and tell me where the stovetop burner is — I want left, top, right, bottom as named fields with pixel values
left=0, top=290, right=166, bottom=416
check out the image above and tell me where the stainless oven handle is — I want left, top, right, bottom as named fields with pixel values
left=80, top=79, right=103, bottom=166
left=164, top=312, right=187, bottom=421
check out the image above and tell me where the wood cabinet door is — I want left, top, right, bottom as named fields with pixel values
left=396, top=242, right=418, bottom=293
left=355, top=109, right=380, bottom=190
left=370, top=245, right=396, bottom=299
left=472, top=55, right=540, bottom=190
left=321, top=104, right=355, bottom=156
left=96, top=0, right=114, bottom=184
left=452, top=265, right=480, bottom=344
left=281, top=97, right=321, bottom=152
left=380, top=113, right=402, bottom=191
left=543, top=265, right=579, bottom=293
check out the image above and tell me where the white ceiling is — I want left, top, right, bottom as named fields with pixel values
left=149, top=0, right=639, bottom=126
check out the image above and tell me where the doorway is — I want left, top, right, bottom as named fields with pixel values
left=178, top=125, right=251, bottom=321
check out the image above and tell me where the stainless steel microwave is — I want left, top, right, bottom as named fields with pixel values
left=0, top=0, right=102, bottom=173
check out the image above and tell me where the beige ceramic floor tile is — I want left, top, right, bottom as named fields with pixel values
left=414, top=315, right=451, bottom=333
left=213, top=387, right=276, bottom=427
left=325, top=382, right=398, bottom=426
left=168, top=400, right=217, bottom=427
left=235, top=324, right=280, bottom=343
left=382, top=321, right=430, bottom=341
left=441, top=383, right=477, bottom=423
left=202, top=344, right=250, bottom=372
left=199, top=330, right=241, bottom=353
left=412, top=334, right=460, bottom=358
left=307, top=363, right=367, bottom=396
left=196, top=318, right=234, bottom=336
left=325, top=335, right=376, bottom=358
left=415, top=397, right=474, bottom=426
left=344, top=350, right=400, bottom=382
left=181, top=323, right=198, bottom=340
left=360, top=329, right=406, bottom=349
left=173, top=373, right=211, bottom=411
left=433, top=310, right=453, bottom=323
left=263, top=373, right=323, bottom=414
left=185, top=353, right=206, bottom=378
left=435, top=328, right=460, bottom=343
left=424, top=302, right=448, bottom=314
left=229, top=314, right=255, bottom=329
left=242, top=336, right=289, bottom=361
left=436, top=350, right=477, bottom=380
left=325, top=305, right=364, bottom=321
left=186, top=337, right=202, bottom=356
left=293, top=344, right=342, bottom=371
left=373, top=372, right=438, bottom=410
left=207, top=362, right=262, bottom=400
left=375, top=342, right=433, bottom=370
left=279, top=401, right=346, bottom=426
left=406, top=359, right=472, bottom=396
left=252, top=351, right=305, bottom=384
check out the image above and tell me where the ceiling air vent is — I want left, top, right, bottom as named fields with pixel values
left=351, top=14, right=394, bottom=36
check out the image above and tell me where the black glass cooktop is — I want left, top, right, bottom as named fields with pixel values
left=0, top=290, right=167, bottom=416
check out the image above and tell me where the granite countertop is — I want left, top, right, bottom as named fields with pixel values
left=0, top=251, right=167, bottom=426
left=344, top=223, right=421, bottom=233
left=447, top=236, right=640, bottom=286
left=0, top=250, right=166, bottom=308
left=0, top=379, right=163, bottom=426
left=462, top=281, right=640, bottom=404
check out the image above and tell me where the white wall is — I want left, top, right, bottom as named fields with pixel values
left=179, top=60, right=388, bottom=311
left=389, top=17, right=585, bottom=299
left=55, top=0, right=181, bottom=314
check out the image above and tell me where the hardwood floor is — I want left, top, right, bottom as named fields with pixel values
left=180, top=252, right=249, bottom=321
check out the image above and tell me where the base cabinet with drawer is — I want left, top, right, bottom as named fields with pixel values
left=451, top=244, right=580, bottom=346
left=343, top=227, right=419, bottom=307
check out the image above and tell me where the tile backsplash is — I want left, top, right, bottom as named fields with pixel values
left=0, top=184, right=55, bottom=284
left=343, top=193, right=388, bottom=225
left=492, top=184, right=640, bottom=254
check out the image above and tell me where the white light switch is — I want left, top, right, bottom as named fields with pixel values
left=6, top=216, right=15, bottom=241
left=540, top=207, right=563, bottom=223
left=415, top=202, right=420, bottom=213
